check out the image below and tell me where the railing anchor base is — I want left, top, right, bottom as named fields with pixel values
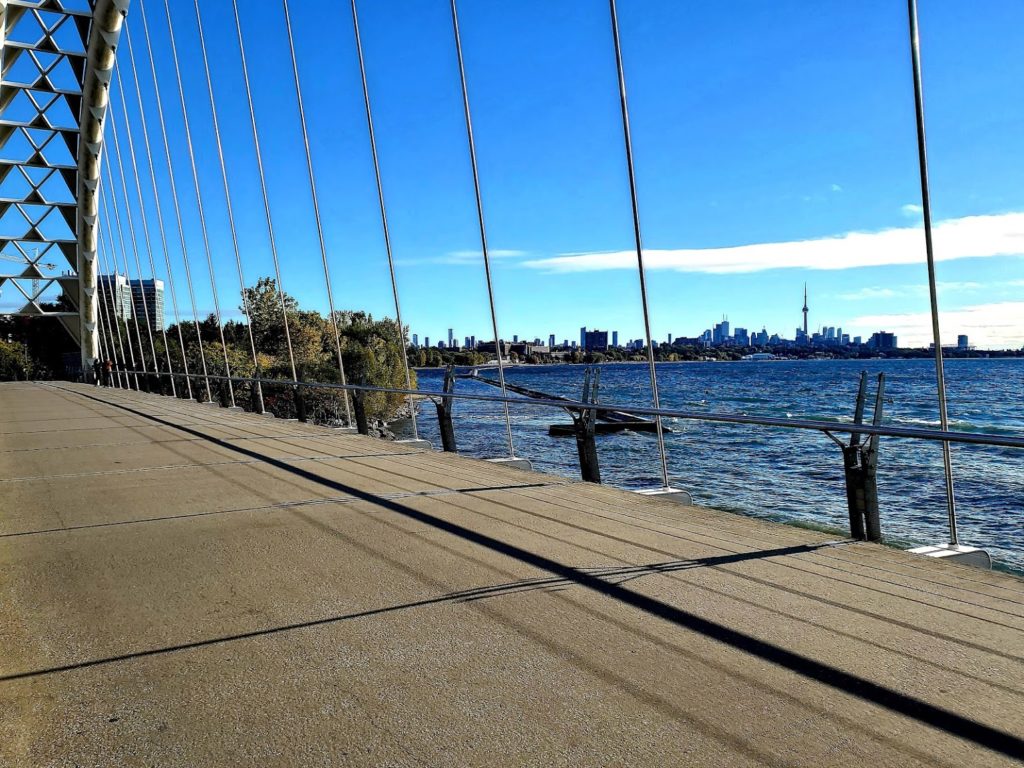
left=633, top=486, right=694, bottom=506
left=908, top=544, right=992, bottom=570
left=486, top=457, right=533, bottom=472
left=394, top=439, right=432, bottom=451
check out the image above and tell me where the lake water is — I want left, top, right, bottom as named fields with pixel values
left=404, top=359, right=1024, bottom=572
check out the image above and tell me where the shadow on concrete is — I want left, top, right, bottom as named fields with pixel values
left=37, top=385, right=1024, bottom=761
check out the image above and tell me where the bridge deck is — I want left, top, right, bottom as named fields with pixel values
left=1, top=381, right=1022, bottom=766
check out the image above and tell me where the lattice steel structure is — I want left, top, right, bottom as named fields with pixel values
left=0, top=0, right=128, bottom=373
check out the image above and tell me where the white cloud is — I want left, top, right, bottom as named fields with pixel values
left=399, top=249, right=527, bottom=267
left=835, top=287, right=902, bottom=300
left=901, top=203, right=924, bottom=218
left=520, top=212, right=1024, bottom=275
left=849, top=301, right=1024, bottom=349
left=831, top=184, right=843, bottom=193
left=834, top=281, right=984, bottom=301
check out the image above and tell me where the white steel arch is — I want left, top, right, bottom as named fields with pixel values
left=0, top=0, right=129, bottom=376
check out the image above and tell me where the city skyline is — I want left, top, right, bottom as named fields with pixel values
left=409, top=285, right=983, bottom=351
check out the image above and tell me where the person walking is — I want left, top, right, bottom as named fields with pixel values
left=92, top=358, right=102, bottom=386
left=103, top=358, right=113, bottom=387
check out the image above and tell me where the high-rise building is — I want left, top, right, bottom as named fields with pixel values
left=667, top=333, right=673, bottom=345
left=424, top=336, right=430, bottom=348
left=734, top=327, right=749, bottom=346
left=580, top=327, right=587, bottom=348
left=412, top=333, right=418, bottom=347
left=867, top=331, right=897, bottom=351
left=128, top=278, right=164, bottom=329
left=447, top=328, right=454, bottom=348
left=802, top=283, right=809, bottom=337
left=549, top=334, right=555, bottom=348
left=99, top=273, right=133, bottom=322
left=957, top=334, right=969, bottom=350
left=584, top=329, right=608, bottom=351
left=513, top=335, right=518, bottom=343
left=612, top=331, right=618, bottom=348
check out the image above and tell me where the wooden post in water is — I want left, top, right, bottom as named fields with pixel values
left=863, top=375, right=885, bottom=542
left=837, top=372, right=885, bottom=542
left=436, top=365, right=457, bottom=452
left=572, top=367, right=601, bottom=484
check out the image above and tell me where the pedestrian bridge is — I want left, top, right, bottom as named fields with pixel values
left=1, top=381, right=1022, bottom=766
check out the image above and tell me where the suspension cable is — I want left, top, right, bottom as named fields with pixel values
left=97, top=231, right=130, bottom=388
left=349, top=0, right=419, bottom=440
left=448, top=0, right=515, bottom=457
left=105, top=100, right=159, bottom=389
left=188, top=0, right=264, bottom=413
left=281, top=0, right=353, bottom=424
left=109, top=59, right=178, bottom=397
left=145, top=2, right=236, bottom=408
left=120, top=23, right=212, bottom=403
left=906, top=0, right=957, bottom=545
left=93, top=204, right=125, bottom=387
left=99, top=173, right=141, bottom=390
left=607, top=0, right=670, bottom=489
left=93, top=257, right=114, bottom=383
left=230, top=0, right=298, bottom=383
left=95, top=234, right=127, bottom=388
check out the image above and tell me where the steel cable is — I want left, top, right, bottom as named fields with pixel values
left=229, top=0, right=299, bottom=383
left=906, top=0, right=957, bottom=544
left=281, top=0, right=352, bottom=424
left=105, top=103, right=159, bottom=388
left=607, top=0, right=671, bottom=489
left=188, top=0, right=265, bottom=413
left=349, top=0, right=419, bottom=440
left=98, top=175, right=141, bottom=390
left=121, top=24, right=207, bottom=399
left=144, top=0, right=236, bottom=408
left=448, top=0, right=515, bottom=457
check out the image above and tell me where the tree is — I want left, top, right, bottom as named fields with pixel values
left=0, top=339, right=30, bottom=380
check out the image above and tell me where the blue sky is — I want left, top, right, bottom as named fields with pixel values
left=101, top=0, right=1024, bottom=349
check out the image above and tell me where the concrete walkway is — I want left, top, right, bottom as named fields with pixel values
left=1, top=381, right=1022, bottom=767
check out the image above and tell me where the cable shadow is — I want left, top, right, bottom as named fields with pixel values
left=46, top=385, right=1024, bottom=761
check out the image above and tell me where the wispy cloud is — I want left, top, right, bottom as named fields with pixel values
left=521, top=212, right=1024, bottom=275
left=849, top=301, right=1024, bottom=349
left=831, top=184, right=843, bottom=193
left=901, top=203, right=924, bottom=218
left=834, top=281, right=983, bottom=301
left=399, top=249, right=527, bottom=267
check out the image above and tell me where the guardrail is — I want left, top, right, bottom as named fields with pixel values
left=110, top=368, right=1024, bottom=450
left=100, top=366, right=1020, bottom=559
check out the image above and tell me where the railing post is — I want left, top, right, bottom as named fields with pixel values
left=352, top=389, right=369, bottom=435
left=294, top=370, right=307, bottom=422
left=436, top=364, right=457, bottom=452
left=251, top=368, right=265, bottom=414
left=572, top=367, right=601, bottom=484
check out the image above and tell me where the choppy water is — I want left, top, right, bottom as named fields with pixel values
left=404, top=359, right=1024, bottom=571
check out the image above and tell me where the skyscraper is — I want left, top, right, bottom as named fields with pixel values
left=580, top=327, right=587, bottom=348
left=128, top=278, right=164, bottom=329
left=612, top=331, right=618, bottom=348
left=99, top=273, right=133, bottom=321
left=549, top=334, right=555, bottom=348
left=412, top=333, right=418, bottom=347
left=802, top=283, right=809, bottom=337
left=447, top=328, right=454, bottom=348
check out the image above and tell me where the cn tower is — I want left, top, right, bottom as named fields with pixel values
left=802, top=283, right=809, bottom=336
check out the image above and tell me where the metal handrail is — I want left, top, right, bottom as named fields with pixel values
left=109, top=369, right=1024, bottom=450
